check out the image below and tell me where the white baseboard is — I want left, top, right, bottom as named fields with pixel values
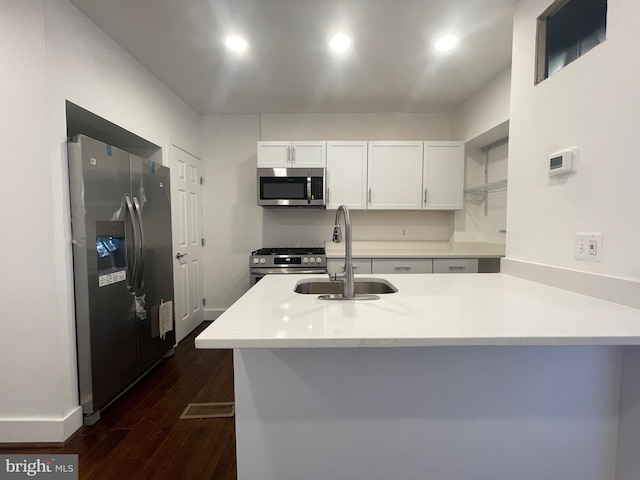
left=204, top=308, right=225, bottom=321
left=0, top=406, right=83, bottom=443
left=501, top=258, right=640, bottom=309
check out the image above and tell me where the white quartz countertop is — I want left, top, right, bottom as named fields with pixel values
left=324, top=241, right=505, bottom=258
left=195, top=273, right=640, bottom=349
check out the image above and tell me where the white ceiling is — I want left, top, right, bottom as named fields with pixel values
left=69, top=0, right=515, bottom=115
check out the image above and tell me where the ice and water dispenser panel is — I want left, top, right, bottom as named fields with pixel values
left=95, top=221, right=127, bottom=287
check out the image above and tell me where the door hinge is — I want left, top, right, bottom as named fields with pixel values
left=200, top=176, right=204, bottom=185
left=203, top=298, right=206, bottom=306
left=201, top=237, right=205, bottom=246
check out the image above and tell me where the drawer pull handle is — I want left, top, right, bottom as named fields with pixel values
left=448, top=266, right=466, bottom=270
left=395, top=266, right=411, bottom=271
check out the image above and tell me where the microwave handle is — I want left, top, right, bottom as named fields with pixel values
left=307, top=176, right=312, bottom=203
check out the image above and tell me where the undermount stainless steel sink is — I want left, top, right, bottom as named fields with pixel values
left=294, top=278, right=398, bottom=299
left=312, top=205, right=398, bottom=300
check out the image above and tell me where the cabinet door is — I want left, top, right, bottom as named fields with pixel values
left=257, top=141, right=291, bottom=167
left=291, top=141, right=326, bottom=167
left=327, top=258, right=372, bottom=275
left=371, top=258, right=433, bottom=274
left=368, top=142, right=423, bottom=210
left=326, top=141, right=368, bottom=209
left=423, top=142, right=464, bottom=210
left=432, top=258, right=478, bottom=274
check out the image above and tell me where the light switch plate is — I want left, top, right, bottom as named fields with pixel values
left=575, top=232, right=603, bottom=262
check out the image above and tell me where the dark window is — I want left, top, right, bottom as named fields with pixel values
left=536, top=0, right=607, bottom=83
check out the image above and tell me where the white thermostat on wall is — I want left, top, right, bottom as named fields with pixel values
left=548, top=147, right=578, bottom=176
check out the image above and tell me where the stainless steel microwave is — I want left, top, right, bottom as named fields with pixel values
left=257, top=167, right=326, bottom=207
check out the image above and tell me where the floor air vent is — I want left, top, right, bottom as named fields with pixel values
left=180, top=402, right=235, bottom=419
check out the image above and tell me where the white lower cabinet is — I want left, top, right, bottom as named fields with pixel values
left=327, top=258, right=372, bottom=275
left=432, top=258, right=478, bottom=274
left=327, top=257, right=487, bottom=275
left=371, top=258, right=433, bottom=274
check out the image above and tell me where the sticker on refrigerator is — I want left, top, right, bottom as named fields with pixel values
left=98, top=269, right=126, bottom=287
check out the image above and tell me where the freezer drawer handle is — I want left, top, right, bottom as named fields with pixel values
left=176, top=252, right=188, bottom=260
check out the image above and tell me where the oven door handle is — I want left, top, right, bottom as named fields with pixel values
left=250, top=268, right=327, bottom=275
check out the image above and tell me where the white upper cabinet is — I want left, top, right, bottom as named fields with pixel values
left=257, top=139, right=464, bottom=210
left=367, top=142, right=424, bottom=210
left=422, top=141, right=464, bottom=210
left=326, top=141, right=368, bottom=210
left=257, top=141, right=326, bottom=168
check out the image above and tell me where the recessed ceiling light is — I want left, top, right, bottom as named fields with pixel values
left=329, top=33, right=351, bottom=54
left=434, top=34, right=458, bottom=52
left=225, top=35, right=248, bottom=52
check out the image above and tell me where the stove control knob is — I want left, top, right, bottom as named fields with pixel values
left=302, top=257, right=309, bottom=264
left=316, top=257, right=323, bottom=264
left=259, top=258, right=266, bottom=264
left=252, top=257, right=259, bottom=264
left=309, top=257, right=315, bottom=264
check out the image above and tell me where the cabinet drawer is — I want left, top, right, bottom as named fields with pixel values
left=327, top=258, right=372, bottom=274
left=371, top=258, right=433, bottom=274
left=432, top=258, right=478, bottom=274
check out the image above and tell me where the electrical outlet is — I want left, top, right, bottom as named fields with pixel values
left=400, top=227, right=408, bottom=237
left=575, top=233, right=603, bottom=262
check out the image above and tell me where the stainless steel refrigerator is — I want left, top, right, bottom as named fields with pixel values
left=68, top=134, right=175, bottom=425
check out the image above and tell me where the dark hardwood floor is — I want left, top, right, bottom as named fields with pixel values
left=0, top=322, right=236, bottom=480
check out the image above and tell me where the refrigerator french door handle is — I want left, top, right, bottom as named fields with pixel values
left=124, top=195, right=140, bottom=293
left=132, top=196, right=146, bottom=290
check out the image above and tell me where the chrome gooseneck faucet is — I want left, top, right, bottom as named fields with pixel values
left=330, top=205, right=355, bottom=298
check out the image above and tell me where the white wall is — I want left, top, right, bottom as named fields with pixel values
left=0, top=0, right=200, bottom=442
left=507, top=0, right=640, bottom=280
left=0, top=0, right=62, bottom=436
left=451, top=66, right=511, bottom=143
left=261, top=113, right=452, bottom=140
left=201, top=114, right=261, bottom=314
left=451, top=66, right=511, bottom=244
left=200, top=112, right=456, bottom=315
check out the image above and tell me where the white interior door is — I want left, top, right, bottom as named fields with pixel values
left=171, top=145, right=204, bottom=343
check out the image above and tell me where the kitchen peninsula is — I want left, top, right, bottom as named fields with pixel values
left=196, top=273, right=640, bottom=480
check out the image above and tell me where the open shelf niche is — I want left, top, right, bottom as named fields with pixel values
left=463, top=122, right=509, bottom=216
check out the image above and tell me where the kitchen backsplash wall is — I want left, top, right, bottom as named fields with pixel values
left=262, top=209, right=454, bottom=247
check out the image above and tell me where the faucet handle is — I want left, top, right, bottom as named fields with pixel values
left=332, top=225, right=342, bottom=243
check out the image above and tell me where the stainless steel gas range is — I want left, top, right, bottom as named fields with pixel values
left=250, top=247, right=327, bottom=286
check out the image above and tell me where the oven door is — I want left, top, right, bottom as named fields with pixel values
left=250, top=267, right=327, bottom=286
left=257, top=168, right=325, bottom=207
